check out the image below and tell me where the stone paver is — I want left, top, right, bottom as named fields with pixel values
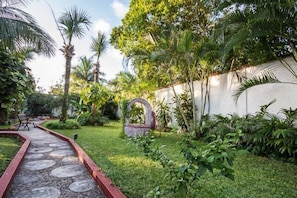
left=5, top=122, right=105, bottom=198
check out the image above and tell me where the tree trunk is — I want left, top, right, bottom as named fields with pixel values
left=94, top=62, right=99, bottom=83
left=60, top=44, right=74, bottom=122
left=0, top=106, right=7, bottom=125
left=168, top=70, right=190, bottom=131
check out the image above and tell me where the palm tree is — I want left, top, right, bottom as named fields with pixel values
left=72, top=56, right=94, bottom=82
left=70, top=56, right=93, bottom=94
left=90, top=31, right=108, bottom=83
left=57, top=7, right=91, bottom=121
left=0, top=0, right=55, bottom=56
left=217, top=0, right=297, bottom=62
left=150, top=29, right=192, bottom=131
left=217, top=0, right=297, bottom=101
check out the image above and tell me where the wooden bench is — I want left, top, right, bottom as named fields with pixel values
left=16, top=114, right=35, bottom=131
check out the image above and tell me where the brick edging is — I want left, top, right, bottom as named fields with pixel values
left=0, top=132, right=30, bottom=197
left=37, top=125, right=126, bottom=198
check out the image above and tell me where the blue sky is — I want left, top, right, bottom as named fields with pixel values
left=22, top=0, right=130, bottom=92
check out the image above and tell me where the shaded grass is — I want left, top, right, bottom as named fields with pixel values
left=44, top=120, right=297, bottom=198
left=0, top=136, right=21, bottom=176
left=0, top=124, right=12, bottom=129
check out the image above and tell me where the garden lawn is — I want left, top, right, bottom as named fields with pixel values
left=0, top=124, right=12, bottom=130
left=45, top=120, right=297, bottom=198
left=0, top=136, right=21, bottom=176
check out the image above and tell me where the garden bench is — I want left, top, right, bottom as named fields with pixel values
left=16, top=114, right=35, bottom=131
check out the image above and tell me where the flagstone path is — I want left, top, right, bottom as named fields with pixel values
left=5, top=122, right=106, bottom=198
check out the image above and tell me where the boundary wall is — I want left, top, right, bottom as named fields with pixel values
left=155, top=57, right=297, bottom=124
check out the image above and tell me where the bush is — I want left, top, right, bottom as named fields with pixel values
left=172, top=91, right=193, bottom=132
left=155, top=98, right=171, bottom=131
left=76, top=111, right=109, bottom=126
left=200, top=103, right=297, bottom=162
left=45, top=120, right=80, bottom=130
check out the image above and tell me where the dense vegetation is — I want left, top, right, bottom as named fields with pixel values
left=2, top=1, right=297, bottom=197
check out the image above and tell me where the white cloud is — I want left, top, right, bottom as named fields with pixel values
left=93, top=19, right=112, bottom=35
left=101, top=47, right=124, bottom=80
left=111, top=0, right=129, bottom=19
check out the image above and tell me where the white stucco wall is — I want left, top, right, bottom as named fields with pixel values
left=155, top=57, right=297, bottom=122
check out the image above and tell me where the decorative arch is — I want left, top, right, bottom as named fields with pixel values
left=124, top=98, right=154, bottom=137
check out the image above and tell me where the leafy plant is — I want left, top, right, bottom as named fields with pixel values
left=76, top=111, right=109, bottom=126
left=128, top=103, right=145, bottom=124
left=155, top=98, right=171, bottom=131
left=200, top=102, right=297, bottom=162
left=172, top=91, right=193, bottom=132
left=131, top=130, right=242, bottom=197
left=45, top=120, right=80, bottom=130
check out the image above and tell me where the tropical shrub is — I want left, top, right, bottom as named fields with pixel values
left=0, top=49, right=35, bottom=124
left=131, top=130, right=242, bottom=198
left=45, top=120, right=80, bottom=130
left=76, top=111, right=109, bottom=126
left=128, top=103, right=145, bottom=124
left=200, top=102, right=297, bottom=162
left=172, top=91, right=193, bottom=132
left=26, top=92, right=63, bottom=116
left=155, top=99, right=171, bottom=131
left=101, top=98, right=119, bottom=120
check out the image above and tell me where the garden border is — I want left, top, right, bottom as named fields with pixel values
left=37, top=124, right=126, bottom=198
left=0, top=132, right=30, bottom=197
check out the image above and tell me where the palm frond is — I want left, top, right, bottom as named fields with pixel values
left=90, top=31, right=108, bottom=62
left=233, top=71, right=280, bottom=101
left=58, top=6, right=91, bottom=44
left=0, top=6, right=56, bottom=56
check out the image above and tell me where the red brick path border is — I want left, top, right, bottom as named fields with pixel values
left=37, top=125, right=126, bottom=198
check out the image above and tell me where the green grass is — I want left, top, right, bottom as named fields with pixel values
left=0, top=136, right=21, bottom=176
left=44, top=120, right=297, bottom=198
left=0, top=124, right=12, bottom=129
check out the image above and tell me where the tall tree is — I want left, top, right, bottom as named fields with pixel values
left=0, top=49, right=35, bottom=124
left=111, top=0, right=215, bottom=88
left=57, top=7, right=91, bottom=122
left=0, top=0, right=55, bottom=56
left=90, top=31, right=108, bottom=83
left=72, top=56, right=94, bottom=82
left=217, top=0, right=297, bottom=63
left=216, top=0, right=297, bottom=100
left=70, top=56, right=94, bottom=95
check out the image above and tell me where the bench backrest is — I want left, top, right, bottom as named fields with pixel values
left=17, top=114, right=28, bottom=121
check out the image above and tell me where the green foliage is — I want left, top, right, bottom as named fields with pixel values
left=0, top=1, right=56, bottom=57
left=155, top=98, right=171, bottom=131
left=0, top=136, right=21, bottom=176
left=26, top=92, right=62, bottom=116
left=100, top=98, right=119, bottom=120
left=76, top=111, right=109, bottom=126
left=172, top=91, right=193, bottom=132
left=217, top=0, right=297, bottom=62
left=0, top=49, right=35, bottom=124
left=233, top=71, right=280, bottom=101
left=45, top=120, right=80, bottom=130
left=0, top=50, right=35, bottom=103
left=128, top=104, right=145, bottom=124
left=80, top=83, right=111, bottom=108
left=131, top=130, right=241, bottom=197
left=111, top=0, right=217, bottom=88
left=200, top=103, right=297, bottom=162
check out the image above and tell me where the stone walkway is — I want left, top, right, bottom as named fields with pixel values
left=5, top=122, right=105, bottom=198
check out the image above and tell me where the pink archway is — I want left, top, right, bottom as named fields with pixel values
left=124, top=98, right=154, bottom=137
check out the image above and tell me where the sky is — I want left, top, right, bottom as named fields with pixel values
left=21, top=0, right=130, bottom=92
